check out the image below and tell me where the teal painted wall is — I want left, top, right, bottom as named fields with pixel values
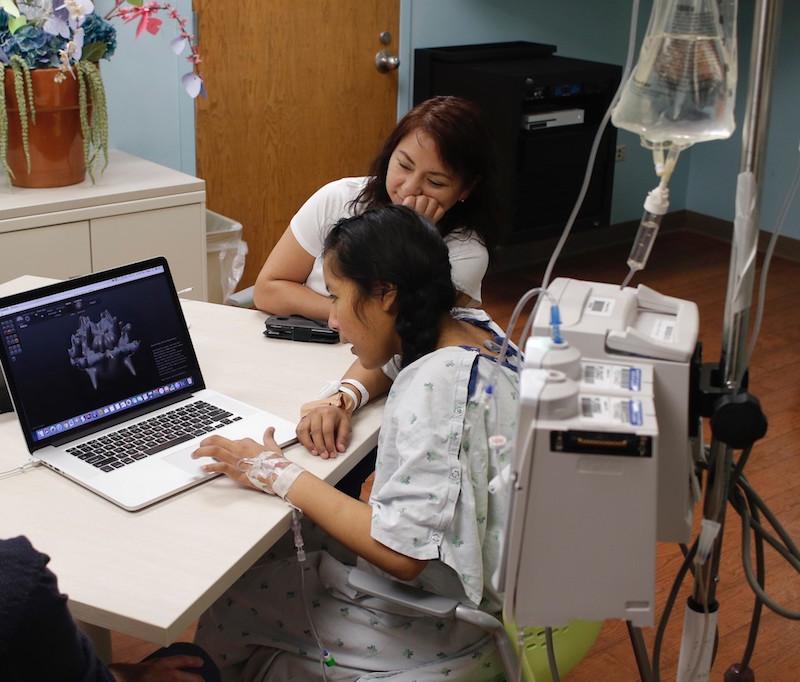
left=97, top=0, right=195, bottom=175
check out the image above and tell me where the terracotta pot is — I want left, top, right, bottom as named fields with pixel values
left=4, top=67, right=86, bottom=188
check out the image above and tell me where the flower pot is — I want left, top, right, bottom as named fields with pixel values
left=4, top=68, right=86, bottom=188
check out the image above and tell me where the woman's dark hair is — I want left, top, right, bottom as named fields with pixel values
left=324, top=205, right=456, bottom=367
left=353, top=96, right=500, bottom=253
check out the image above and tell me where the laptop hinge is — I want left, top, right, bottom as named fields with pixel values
left=48, top=392, right=192, bottom=448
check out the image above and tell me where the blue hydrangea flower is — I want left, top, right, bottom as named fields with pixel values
left=0, top=23, right=65, bottom=68
left=0, top=9, right=116, bottom=68
left=82, top=12, right=117, bottom=60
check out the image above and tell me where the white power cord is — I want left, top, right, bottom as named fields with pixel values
left=0, top=460, right=41, bottom=480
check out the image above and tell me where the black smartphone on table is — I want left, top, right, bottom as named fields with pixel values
left=263, top=315, right=339, bottom=344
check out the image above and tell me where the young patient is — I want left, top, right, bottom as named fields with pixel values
left=192, top=205, right=519, bottom=681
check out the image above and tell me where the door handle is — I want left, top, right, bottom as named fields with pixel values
left=375, top=50, right=400, bottom=73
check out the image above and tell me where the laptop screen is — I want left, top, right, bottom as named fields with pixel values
left=0, top=259, right=205, bottom=451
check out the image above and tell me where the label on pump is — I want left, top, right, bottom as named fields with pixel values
left=585, top=297, right=615, bottom=316
left=650, top=319, right=676, bottom=343
left=583, top=363, right=642, bottom=392
left=580, top=395, right=644, bottom=426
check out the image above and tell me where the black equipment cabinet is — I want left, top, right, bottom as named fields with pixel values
left=414, top=42, right=622, bottom=245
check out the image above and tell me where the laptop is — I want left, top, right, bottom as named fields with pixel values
left=0, top=258, right=297, bottom=511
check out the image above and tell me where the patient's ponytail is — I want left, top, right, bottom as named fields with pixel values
left=324, top=206, right=456, bottom=367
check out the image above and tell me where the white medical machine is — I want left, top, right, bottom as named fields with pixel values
left=504, top=341, right=658, bottom=627
left=533, top=278, right=699, bottom=543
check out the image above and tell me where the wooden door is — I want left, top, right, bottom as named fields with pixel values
left=194, top=0, right=400, bottom=289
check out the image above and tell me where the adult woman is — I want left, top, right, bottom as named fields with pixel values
left=193, top=206, right=518, bottom=680
left=261, top=97, right=500, bottom=462
left=253, top=95, right=499, bottom=318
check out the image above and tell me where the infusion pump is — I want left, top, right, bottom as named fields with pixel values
left=503, top=279, right=699, bottom=628
left=536, top=278, right=699, bottom=543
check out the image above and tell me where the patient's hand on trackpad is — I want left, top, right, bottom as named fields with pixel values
left=165, top=448, right=215, bottom=475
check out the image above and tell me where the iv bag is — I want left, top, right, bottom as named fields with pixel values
left=612, top=0, right=738, bottom=150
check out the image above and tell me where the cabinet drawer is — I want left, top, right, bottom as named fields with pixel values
left=90, top=204, right=206, bottom=299
left=0, top=222, right=91, bottom=281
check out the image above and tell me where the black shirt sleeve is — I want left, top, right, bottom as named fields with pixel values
left=0, top=536, right=114, bottom=682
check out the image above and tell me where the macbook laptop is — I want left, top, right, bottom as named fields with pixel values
left=0, top=257, right=297, bottom=511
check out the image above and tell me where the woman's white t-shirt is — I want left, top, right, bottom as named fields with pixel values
left=290, top=177, right=489, bottom=304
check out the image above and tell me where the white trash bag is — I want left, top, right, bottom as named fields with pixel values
left=206, top=210, right=248, bottom=304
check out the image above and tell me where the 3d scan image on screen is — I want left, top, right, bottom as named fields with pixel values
left=68, top=310, right=141, bottom=390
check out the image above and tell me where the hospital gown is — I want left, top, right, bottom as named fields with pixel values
left=197, top=321, right=519, bottom=681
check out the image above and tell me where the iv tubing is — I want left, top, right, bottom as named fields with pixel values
left=740, top=144, right=800, bottom=385
left=653, top=146, right=682, bottom=188
left=539, top=0, right=641, bottom=294
left=497, top=0, right=642, bottom=399
left=487, top=287, right=552, bottom=404
left=291, top=510, right=332, bottom=680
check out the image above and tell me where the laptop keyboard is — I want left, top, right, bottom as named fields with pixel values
left=65, top=400, right=242, bottom=472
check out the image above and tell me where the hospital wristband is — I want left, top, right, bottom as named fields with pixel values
left=338, top=385, right=360, bottom=414
left=341, top=379, right=370, bottom=410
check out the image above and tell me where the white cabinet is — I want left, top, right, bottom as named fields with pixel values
left=0, top=221, right=92, bottom=280
left=0, top=151, right=207, bottom=300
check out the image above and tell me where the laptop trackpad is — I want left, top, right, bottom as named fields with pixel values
left=165, top=447, right=213, bottom=476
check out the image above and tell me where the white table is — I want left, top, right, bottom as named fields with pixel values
left=0, top=276, right=382, bottom=657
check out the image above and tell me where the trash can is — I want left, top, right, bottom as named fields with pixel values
left=206, top=210, right=248, bottom=304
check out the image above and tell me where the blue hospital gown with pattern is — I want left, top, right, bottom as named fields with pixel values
left=196, top=313, right=519, bottom=681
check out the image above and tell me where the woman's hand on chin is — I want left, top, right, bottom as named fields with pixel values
left=401, top=195, right=446, bottom=224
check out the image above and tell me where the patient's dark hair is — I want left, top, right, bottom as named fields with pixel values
left=323, top=205, right=456, bottom=367
left=353, top=96, right=500, bottom=253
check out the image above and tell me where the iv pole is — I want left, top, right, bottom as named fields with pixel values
left=676, top=1, right=782, bottom=680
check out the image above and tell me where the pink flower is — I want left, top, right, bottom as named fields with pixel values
left=119, top=4, right=164, bottom=38
left=103, top=1, right=204, bottom=99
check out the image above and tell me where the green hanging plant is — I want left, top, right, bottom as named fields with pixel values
left=0, top=57, right=108, bottom=185
left=0, top=66, right=9, bottom=180
left=6, top=55, right=35, bottom=178
left=75, top=60, right=109, bottom=183
left=0, top=60, right=28, bottom=182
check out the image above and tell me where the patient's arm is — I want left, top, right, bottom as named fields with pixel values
left=194, top=431, right=426, bottom=582
left=359, top=471, right=376, bottom=503
left=253, top=227, right=332, bottom=320
left=288, top=472, right=427, bottom=581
